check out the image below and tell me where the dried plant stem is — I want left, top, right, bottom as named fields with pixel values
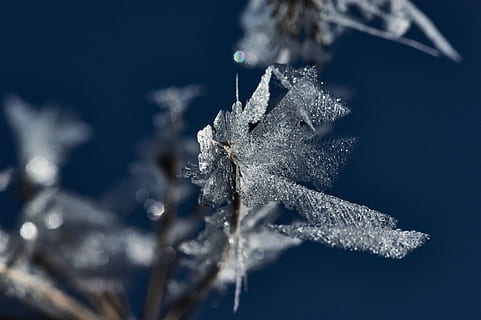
left=143, top=153, right=178, bottom=320
left=32, top=242, right=128, bottom=320
left=161, top=166, right=242, bottom=320
left=12, top=181, right=120, bottom=320
left=87, top=292, right=125, bottom=320
left=0, top=265, right=102, bottom=320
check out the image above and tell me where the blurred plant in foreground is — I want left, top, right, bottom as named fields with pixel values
left=0, top=65, right=428, bottom=320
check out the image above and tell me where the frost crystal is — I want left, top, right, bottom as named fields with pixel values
left=183, top=64, right=428, bottom=312
left=237, top=0, right=460, bottom=67
left=189, top=64, right=428, bottom=261
left=4, top=97, right=90, bottom=187
left=180, top=203, right=300, bottom=311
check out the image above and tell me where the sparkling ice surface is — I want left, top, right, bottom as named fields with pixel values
left=184, top=64, right=428, bottom=310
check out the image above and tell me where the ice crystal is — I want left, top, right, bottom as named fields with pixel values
left=189, top=64, right=428, bottom=262
left=189, top=65, right=351, bottom=206
left=179, top=202, right=300, bottom=311
left=182, top=64, right=428, bottom=312
left=4, top=97, right=90, bottom=187
left=237, top=0, right=460, bottom=67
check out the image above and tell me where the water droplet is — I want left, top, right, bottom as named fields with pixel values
left=233, top=50, right=246, bottom=63
left=26, top=156, right=58, bottom=186
left=253, top=248, right=265, bottom=260
left=44, top=211, right=63, bottom=230
left=145, top=199, right=165, bottom=221
left=20, top=222, right=38, bottom=240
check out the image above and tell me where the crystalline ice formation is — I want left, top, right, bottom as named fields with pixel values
left=4, top=97, right=90, bottom=187
left=237, top=0, right=460, bottom=67
left=182, top=64, right=428, bottom=312
left=188, top=64, right=428, bottom=260
left=179, top=202, right=300, bottom=311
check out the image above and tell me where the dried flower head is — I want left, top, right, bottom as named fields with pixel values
left=236, top=0, right=460, bottom=67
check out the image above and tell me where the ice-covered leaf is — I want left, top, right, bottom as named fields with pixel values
left=272, top=224, right=428, bottom=259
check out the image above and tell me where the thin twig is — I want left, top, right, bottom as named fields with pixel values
left=161, top=164, right=242, bottom=320
left=32, top=234, right=129, bottom=320
left=0, top=265, right=103, bottom=320
left=143, top=152, right=178, bottom=320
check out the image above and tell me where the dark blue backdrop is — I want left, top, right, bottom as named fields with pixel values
left=0, top=1, right=480, bottom=319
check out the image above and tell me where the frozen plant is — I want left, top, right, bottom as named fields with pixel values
left=236, top=0, right=460, bottom=67
left=175, top=65, right=429, bottom=314
left=103, top=85, right=202, bottom=219
left=0, top=99, right=158, bottom=320
left=4, top=97, right=90, bottom=190
left=137, top=86, right=205, bottom=320
left=21, top=189, right=155, bottom=288
left=0, top=72, right=430, bottom=320
left=179, top=202, right=301, bottom=312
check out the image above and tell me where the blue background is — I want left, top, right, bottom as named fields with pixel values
left=0, top=1, right=480, bottom=319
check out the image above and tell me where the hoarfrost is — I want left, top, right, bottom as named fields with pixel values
left=188, top=64, right=428, bottom=263
left=237, top=0, right=460, bottom=67
left=271, top=224, right=428, bottom=259
left=179, top=203, right=300, bottom=311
